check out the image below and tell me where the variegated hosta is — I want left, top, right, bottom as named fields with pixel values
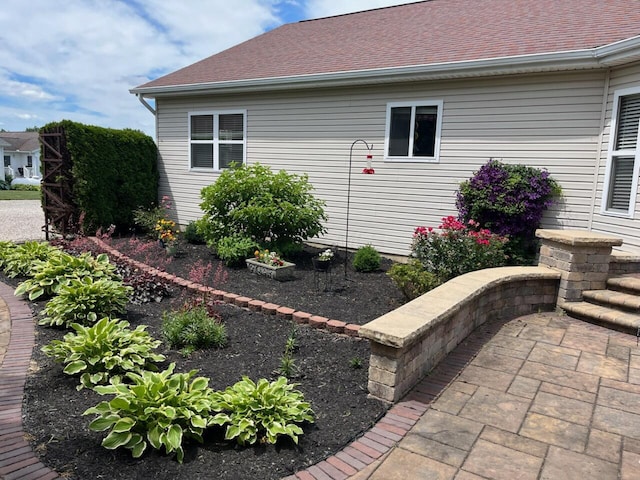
left=38, top=277, right=132, bottom=327
left=0, top=241, right=61, bottom=278
left=83, top=364, right=215, bottom=463
left=210, top=376, right=314, bottom=446
left=15, top=251, right=119, bottom=300
left=41, top=317, right=165, bottom=390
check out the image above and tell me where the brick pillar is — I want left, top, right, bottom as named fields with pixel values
left=536, top=229, right=623, bottom=306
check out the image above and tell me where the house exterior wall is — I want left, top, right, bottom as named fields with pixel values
left=591, top=62, right=640, bottom=252
left=3, top=150, right=41, bottom=178
left=155, top=70, right=609, bottom=256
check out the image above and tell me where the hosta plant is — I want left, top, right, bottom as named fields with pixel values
left=84, top=364, right=215, bottom=463
left=15, top=251, right=119, bottom=300
left=210, top=376, right=314, bottom=446
left=39, top=277, right=132, bottom=327
left=41, top=317, right=165, bottom=390
left=0, top=241, right=17, bottom=272
left=1, top=241, right=61, bottom=278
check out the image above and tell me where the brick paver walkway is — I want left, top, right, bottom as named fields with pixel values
left=2, top=275, right=640, bottom=479
left=349, top=312, right=640, bottom=480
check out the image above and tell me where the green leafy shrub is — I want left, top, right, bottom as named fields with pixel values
left=41, top=120, right=158, bottom=233
left=210, top=376, right=314, bottom=446
left=1, top=241, right=60, bottom=278
left=0, top=179, right=11, bottom=190
left=352, top=245, right=381, bottom=272
left=183, top=221, right=205, bottom=244
left=15, top=251, right=119, bottom=300
left=41, top=317, right=165, bottom=390
left=456, top=159, right=562, bottom=263
left=162, top=305, right=227, bottom=355
left=215, top=234, right=257, bottom=267
left=198, top=163, right=327, bottom=255
left=412, top=217, right=508, bottom=283
left=84, top=364, right=215, bottom=463
left=39, top=277, right=132, bottom=327
left=11, top=184, right=40, bottom=191
left=387, top=261, right=440, bottom=300
left=133, top=195, right=172, bottom=238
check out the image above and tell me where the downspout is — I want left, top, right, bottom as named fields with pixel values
left=137, top=94, right=156, bottom=115
left=588, top=69, right=611, bottom=230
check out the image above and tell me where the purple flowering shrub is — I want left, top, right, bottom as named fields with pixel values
left=456, top=159, right=561, bottom=263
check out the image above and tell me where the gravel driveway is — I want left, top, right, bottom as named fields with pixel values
left=0, top=200, right=46, bottom=242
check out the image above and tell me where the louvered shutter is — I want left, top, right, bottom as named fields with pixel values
left=608, top=156, right=635, bottom=211
left=606, top=94, right=640, bottom=213
left=615, top=95, right=640, bottom=150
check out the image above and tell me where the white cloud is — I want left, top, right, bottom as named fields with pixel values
left=0, top=0, right=419, bottom=137
left=303, top=0, right=423, bottom=18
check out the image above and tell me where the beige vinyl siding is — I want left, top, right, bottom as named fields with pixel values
left=591, top=62, right=640, bottom=252
left=156, top=70, right=606, bottom=256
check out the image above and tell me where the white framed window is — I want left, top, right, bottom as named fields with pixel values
left=602, top=87, right=640, bottom=217
left=384, top=100, right=443, bottom=162
left=3, top=155, right=10, bottom=167
left=188, top=110, right=246, bottom=171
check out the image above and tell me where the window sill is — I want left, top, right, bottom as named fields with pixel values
left=384, top=157, right=439, bottom=163
left=600, top=209, right=634, bottom=219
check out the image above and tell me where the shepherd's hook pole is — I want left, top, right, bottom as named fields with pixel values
left=345, top=139, right=373, bottom=278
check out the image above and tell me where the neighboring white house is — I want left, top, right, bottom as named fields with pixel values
left=0, top=138, right=9, bottom=182
left=131, top=0, right=640, bottom=255
left=0, top=132, right=41, bottom=183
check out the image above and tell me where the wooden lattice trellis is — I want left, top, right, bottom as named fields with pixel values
left=39, top=127, right=75, bottom=239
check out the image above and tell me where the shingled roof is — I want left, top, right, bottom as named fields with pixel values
left=132, top=0, right=640, bottom=95
left=0, top=132, right=39, bottom=153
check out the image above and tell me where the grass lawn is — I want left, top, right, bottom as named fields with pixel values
left=0, top=190, right=41, bottom=200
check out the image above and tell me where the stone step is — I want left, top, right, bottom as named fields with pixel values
left=607, top=275, right=640, bottom=295
left=562, top=301, right=640, bottom=333
left=582, top=289, right=640, bottom=311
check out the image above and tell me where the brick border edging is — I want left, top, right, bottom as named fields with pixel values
left=88, top=237, right=364, bottom=338
left=0, top=281, right=59, bottom=480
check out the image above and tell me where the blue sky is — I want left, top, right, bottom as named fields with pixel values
left=0, top=0, right=422, bottom=137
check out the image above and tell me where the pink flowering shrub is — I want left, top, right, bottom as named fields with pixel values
left=412, top=216, right=509, bottom=282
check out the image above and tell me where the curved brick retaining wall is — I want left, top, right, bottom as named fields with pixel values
left=359, top=266, right=561, bottom=403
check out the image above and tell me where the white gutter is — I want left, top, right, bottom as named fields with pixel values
left=130, top=36, right=640, bottom=98
left=136, top=94, right=156, bottom=115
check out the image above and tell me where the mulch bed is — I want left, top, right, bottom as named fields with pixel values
left=10, top=238, right=406, bottom=480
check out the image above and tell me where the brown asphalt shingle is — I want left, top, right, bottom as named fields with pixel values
left=136, top=0, right=640, bottom=90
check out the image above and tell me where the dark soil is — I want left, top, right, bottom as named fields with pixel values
left=12, top=239, right=403, bottom=480
left=109, top=237, right=405, bottom=325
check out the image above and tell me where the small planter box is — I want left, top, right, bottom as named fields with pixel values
left=246, top=258, right=295, bottom=281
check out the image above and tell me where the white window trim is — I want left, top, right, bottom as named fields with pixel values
left=188, top=109, right=247, bottom=172
left=601, top=86, right=640, bottom=218
left=383, top=100, right=443, bottom=163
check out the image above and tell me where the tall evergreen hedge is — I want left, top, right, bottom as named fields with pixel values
left=41, top=120, right=158, bottom=232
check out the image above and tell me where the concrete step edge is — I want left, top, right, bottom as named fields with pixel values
left=582, top=289, right=640, bottom=311
left=607, top=276, right=640, bottom=295
left=562, top=301, right=640, bottom=332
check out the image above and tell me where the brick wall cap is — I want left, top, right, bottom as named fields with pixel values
left=536, top=229, right=623, bottom=247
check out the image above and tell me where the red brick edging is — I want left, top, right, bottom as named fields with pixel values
left=88, top=237, right=363, bottom=338
left=0, top=281, right=58, bottom=480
